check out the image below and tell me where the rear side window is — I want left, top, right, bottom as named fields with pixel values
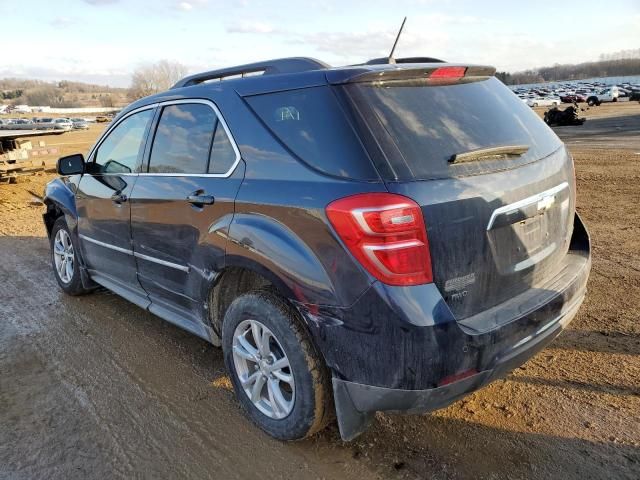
left=246, top=86, right=378, bottom=180
left=345, top=77, right=563, bottom=181
left=208, top=123, right=237, bottom=174
left=149, top=103, right=216, bottom=174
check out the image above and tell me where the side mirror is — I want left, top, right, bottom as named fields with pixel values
left=57, top=153, right=85, bottom=176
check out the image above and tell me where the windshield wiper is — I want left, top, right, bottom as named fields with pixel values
left=449, top=145, right=529, bottom=164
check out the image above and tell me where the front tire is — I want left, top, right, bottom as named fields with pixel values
left=50, top=217, right=88, bottom=295
left=222, top=290, right=333, bottom=440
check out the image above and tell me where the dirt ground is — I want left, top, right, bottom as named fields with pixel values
left=1, top=104, right=639, bottom=479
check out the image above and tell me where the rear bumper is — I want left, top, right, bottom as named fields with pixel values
left=333, top=290, right=584, bottom=440
left=299, top=213, right=591, bottom=440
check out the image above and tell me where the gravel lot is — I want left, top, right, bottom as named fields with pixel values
left=1, top=105, right=639, bottom=479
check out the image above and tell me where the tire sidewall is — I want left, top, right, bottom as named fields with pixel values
left=50, top=217, right=84, bottom=294
left=222, top=291, right=322, bottom=441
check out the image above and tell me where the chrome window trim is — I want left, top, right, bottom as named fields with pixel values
left=88, top=99, right=241, bottom=178
left=79, top=234, right=190, bottom=272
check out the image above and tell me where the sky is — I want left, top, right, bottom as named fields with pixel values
left=1, top=0, right=639, bottom=87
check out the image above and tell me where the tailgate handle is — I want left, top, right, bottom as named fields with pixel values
left=486, top=182, right=569, bottom=231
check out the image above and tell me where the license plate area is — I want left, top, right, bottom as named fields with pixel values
left=487, top=183, right=571, bottom=275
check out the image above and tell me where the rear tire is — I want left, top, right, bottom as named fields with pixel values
left=222, top=289, right=333, bottom=440
left=50, top=217, right=89, bottom=295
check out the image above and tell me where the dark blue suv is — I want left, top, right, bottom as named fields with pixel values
left=44, top=57, right=591, bottom=441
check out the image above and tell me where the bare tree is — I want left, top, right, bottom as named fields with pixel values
left=99, top=94, right=115, bottom=107
left=128, top=60, right=188, bottom=100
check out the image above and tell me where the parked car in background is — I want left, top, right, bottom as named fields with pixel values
left=95, top=115, right=110, bottom=123
left=33, top=118, right=56, bottom=130
left=52, top=118, right=73, bottom=131
left=0, top=118, right=33, bottom=130
left=43, top=56, right=591, bottom=442
left=526, top=97, right=560, bottom=107
left=586, top=86, right=619, bottom=106
left=560, top=93, right=586, bottom=103
left=71, top=118, right=89, bottom=130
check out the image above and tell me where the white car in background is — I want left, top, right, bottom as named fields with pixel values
left=526, top=97, right=560, bottom=107
left=52, top=118, right=73, bottom=131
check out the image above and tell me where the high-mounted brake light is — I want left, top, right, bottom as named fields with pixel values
left=326, top=193, right=433, bottom=286
left=430, top=66, right=466, bottom=79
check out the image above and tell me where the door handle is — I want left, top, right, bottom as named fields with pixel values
left=111, top=192, right=128, bottom=203
left=186, top=194, right=215, bottom=205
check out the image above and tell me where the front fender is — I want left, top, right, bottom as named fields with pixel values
left=43, top=177, right=79, bottom=234
left=225, top=213, right=339, bottom=306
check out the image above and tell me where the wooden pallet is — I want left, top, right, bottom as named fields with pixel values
left=0, top=158, right=55, bottom=183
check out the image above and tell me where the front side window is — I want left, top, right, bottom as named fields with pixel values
left=93, top=109, right=154, bottom=174
left=148, top=103, right=216, bottom=174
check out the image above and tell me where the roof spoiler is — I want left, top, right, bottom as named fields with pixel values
left=327, top=64, right=496, bottom=85
left=364, top=56, right=445, bottom=65
left=172, top=57, right=329, bottom=89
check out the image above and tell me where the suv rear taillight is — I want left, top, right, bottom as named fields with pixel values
left=326, top=193, right=433, bottom=286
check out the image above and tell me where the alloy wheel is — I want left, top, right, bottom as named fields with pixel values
left=232, top=319, right=295, bottom=419
left=53, top=229, right=74, bottom=284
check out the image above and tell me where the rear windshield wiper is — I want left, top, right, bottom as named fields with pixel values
left=449, top=145, right=529, bottom=164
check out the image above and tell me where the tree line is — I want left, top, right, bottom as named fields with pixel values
left=7, top=53, right=637, bottom=105
left=497, top=58, right=640, bottom=85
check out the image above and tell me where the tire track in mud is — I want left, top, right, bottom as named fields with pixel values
left=0, top=237, right=378, bottom=479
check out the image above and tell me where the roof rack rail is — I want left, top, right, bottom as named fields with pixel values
left=171, top=57, right=330, bottom=89
left=365, top=56, right=445, bottom=65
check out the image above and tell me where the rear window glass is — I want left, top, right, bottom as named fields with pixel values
left=246, top=86, right=378, bottom=180
left=345, top=77, right=563, bottom=181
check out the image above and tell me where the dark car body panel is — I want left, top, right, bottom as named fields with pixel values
left=130, top=163, right=245, bottom=324
left=387, top=146, right=576, bottom=320
left=42, top=59, right=592, bottom=441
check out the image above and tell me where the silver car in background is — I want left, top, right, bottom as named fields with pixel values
left=70, top=118, right=89, bottom=130
left=52, top=118, right=73, bottom=131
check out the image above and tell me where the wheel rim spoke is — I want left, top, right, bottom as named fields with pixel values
left=54, top=241, right=64, bottom=255
left=57, top=259, right=65, bottom=277
left=241, top=370, right=260, bottom=389
left=233, top=344, right=257, bottom=362
left=250, top=373, right=266, bottom=403
left=237, top=334, right=258, bottom=359
left=268, top=378, right=289, bottom=417
left=272, top=369, right=293, bottom=384
left=269, top=356, right=289, bottom=372
left=65, top=259, right=73, bottom=281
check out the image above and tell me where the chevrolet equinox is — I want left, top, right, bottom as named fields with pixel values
left=44, top=57, right=591, bottom=440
